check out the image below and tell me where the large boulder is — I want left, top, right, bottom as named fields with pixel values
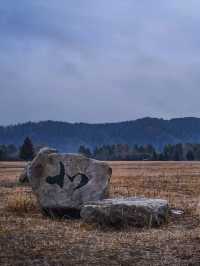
left=81, top=197, right=169, bottom=227
left=28, top=148, right=112, bottom=218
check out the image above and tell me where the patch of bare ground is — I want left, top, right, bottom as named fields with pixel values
left=1, top=161, right=200, bottom=265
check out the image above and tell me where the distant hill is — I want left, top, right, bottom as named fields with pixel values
left=1, top=117, right=200, bottom=152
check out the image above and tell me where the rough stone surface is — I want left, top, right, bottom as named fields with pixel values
left=19, top=162, right=31, bottom=183
left=28, top=148, right=112, bottom=217
left=81, top=197, right=169, bottom=227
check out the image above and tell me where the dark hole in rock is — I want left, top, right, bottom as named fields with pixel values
left=42, top=207, right=81, bottom=219
left=33, top=163, right=43, bottom=177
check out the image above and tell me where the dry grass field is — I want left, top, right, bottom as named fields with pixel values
left=1, top=161, right=200, bottom=265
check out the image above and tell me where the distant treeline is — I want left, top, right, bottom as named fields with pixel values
left=0, top=137, right=35, bottom=161
left=79, top=143, right=200, bottom=161
left=1, top=137, right=200, bottom=161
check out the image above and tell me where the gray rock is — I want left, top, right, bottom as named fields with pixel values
left=19, top=162, right=31, bottom=183
left=28, top=148, right=112, bottom=217
left=81, top=197, right=169, bottom=227
left=170, top=208, right=184, bottom=216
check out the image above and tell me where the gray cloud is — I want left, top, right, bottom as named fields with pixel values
left=0, top=0, right=200, bottom=125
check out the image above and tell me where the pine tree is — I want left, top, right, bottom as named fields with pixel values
left=152, top=150, right=158, bottom=161
left=186, top=150, right=194, bottom=161
left=78, top=145, right=92, bottom=158
left=19, top=137, right=35, bottom=161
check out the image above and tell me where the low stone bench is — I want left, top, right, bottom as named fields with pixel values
left=81, top=197, right=169, bottom=228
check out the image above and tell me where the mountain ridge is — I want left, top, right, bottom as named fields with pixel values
left=1, top=117, right=200, bottom=152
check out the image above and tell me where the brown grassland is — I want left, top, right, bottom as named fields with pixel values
left=1, top=161, right=200, bottom=265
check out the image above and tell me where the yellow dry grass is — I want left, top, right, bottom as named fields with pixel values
left=1, top=161, right=200, bottom=265
left=6, top=192, right=37, bottom=215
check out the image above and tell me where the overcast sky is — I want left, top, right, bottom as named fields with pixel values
left=1, top=1, right=200, bottom=125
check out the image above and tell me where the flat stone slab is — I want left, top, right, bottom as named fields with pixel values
left=81, top=197, right=169, bottom=227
